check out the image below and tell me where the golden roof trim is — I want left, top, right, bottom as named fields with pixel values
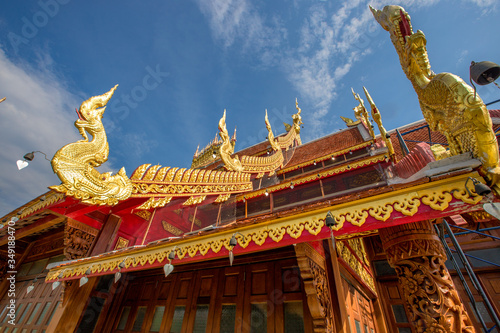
left=45, top=172, right=485, bottom=283
left=1, top=191, right=65, bottom=224
left=277, top=140, right=374, bottom=174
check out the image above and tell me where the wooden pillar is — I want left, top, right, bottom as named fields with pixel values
left=323, top=239, right=352, bottom=333
left=295, top=242, right=335, bottom=332
left=46, top=214, right=122, bottom=333
left=379, top=221, right=476, bottom=333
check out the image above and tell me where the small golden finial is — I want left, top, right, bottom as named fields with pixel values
left=362, top=86, right=395, bottom=158
left=232, top=126, right=237, bottom=141
left=295, top=98, right=301, bottom=114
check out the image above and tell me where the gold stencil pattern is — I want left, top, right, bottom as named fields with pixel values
left=114, top=237, right=129, bottom=250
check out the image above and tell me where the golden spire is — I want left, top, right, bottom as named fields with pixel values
left=351, top=88, right=375, bottom=138
left=218, top=110, right=243, bottom=172
left=292, top=98, right=303, bottom=145
left=362, top=87, right=395, bottom=158
left=231, top=126, right=237, bottom=142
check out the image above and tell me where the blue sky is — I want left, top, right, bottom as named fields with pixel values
left=0, top=0, right=499, bottom=215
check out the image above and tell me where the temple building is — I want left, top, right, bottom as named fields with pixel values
left=0, top=5, right=499, bottom=333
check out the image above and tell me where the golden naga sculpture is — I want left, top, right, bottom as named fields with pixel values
left=362, top=87, right=395, bottom=158
left=371, top=5, right=500, bottom=189
left=218, top=110, right=285, bottom=178
left=218, top=109, right=244, bottom=172
left=50, top=85, right=133, bottom=205
left=340, top=115, right=361, bottom=127
left=350, top=88, right=375, bottom=138
left=265, top=109, right=280, bottom=151
left=281, top=98, right=303, bottom=147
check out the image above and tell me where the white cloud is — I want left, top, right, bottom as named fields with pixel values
left=197, top=0, right=267, bottom=48
left=195, top=0, right=283, bottom=66
left=196, top=0, right=498, bottom=140
left=0, top=48, right=84, bottom=216
left=284, top=2, right=374, bottom=139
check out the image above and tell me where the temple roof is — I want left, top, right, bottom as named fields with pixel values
left=281, top=126, right=367, bottom=170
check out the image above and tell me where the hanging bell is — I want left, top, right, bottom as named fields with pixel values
left=26, top=284, right=35, bottom=294
left=79, top=276, right=89, bottom=287
left=114, top=271, right=122, bottom=283
left=470, top=61, right=500, bottom=85
left=325, top=211, right=336, bottom=228
left=163, top=263, right=174, bottom=277
left=474, top=181, right=491, bottom=196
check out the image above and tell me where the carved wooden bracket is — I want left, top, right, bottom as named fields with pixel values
left=64, top=219, right=99, bottom=260
left=295, top=243, right=334, bottom=332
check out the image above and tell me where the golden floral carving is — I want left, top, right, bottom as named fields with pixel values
left=132, top=183, right=252, bottom=196
left=420, top=191, right=453, bottom=211
left=286, top=223, right=304, bottom=239
left=130, top=163, right=252, bottom=199
left=336, top=230, right=378, bottom=240
left=209, top=240, right=224, bottom=253
left=182, top=195, right=206, bottom=206
left=214, top=193, right=231, bottom=203
left=177, top=247, right=188, bottom=260
left=198, top=243, right=210, bottom=256
left=268, top=227, right=286, bottom=242
left=345, top=210, right=369, bottom=226
left=393, top=196, right=421, bottom=216
left=453, top=188, right=483, bottom=205
left=154, top=167, right=170, bottom=181
left=136, top=197, right=172, bottom=210
left=368, top=204, right=393, bottom=221
left=236, top=234, right=252, bottom=248
left=252, top=230, right=268, bottom=246
left=304, top=218, right=323, bottom=235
